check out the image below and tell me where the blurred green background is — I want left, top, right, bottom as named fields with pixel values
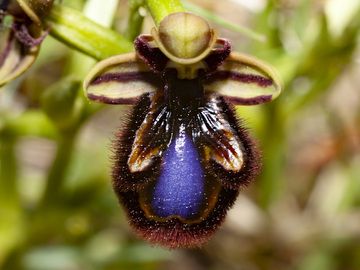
left=1, top=0, right=360, bottom=269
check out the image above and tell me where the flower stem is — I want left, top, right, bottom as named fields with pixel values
left=126, top=0, right=146, bottom=41
left=145, top=0, right=185, bottom=25
left=39, top=130, right=77, bottom=206
left=40, top=0, right=121, bottom=208
left=0, top=132, right=19, bottom=208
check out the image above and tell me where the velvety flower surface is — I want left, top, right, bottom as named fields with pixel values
left=84, top=12, right=281, bottom=248
left=0, top=0, right=53, bottom=86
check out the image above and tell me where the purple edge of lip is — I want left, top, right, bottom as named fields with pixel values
left=223, top=95, right=272, bottom=105
left=204, top=71, right=275, bottom=104
left=90, top=71, right=160, bottom=85
left=205, top=70, right=274, bottom=88
left=88, top=72, right=160, bottom=104
left=87, top=93, right=138, bottom=104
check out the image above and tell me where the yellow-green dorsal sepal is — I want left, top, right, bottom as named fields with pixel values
left=151, top=12, right=217, bottom=65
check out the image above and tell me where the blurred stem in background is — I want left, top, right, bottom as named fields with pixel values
left=145, top=0, right=184, bottom=25
left=1, top=0, right=126, bottom=267
left=39, top=129, right=78, bottom=207
left=251, top=0, right=360, bottom=208
left=0, top=131, right=23, bottom=265
left=125, top=0, right=146, bottom=41
left=182, top=0, right=266, bottom=42
left=39, top=0, right=122, bottom=209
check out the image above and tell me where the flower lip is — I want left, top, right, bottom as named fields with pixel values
left=151, top=12, right=218, bottom=65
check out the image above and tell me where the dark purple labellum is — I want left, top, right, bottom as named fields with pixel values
left=112, top=78, right=260, bottom=248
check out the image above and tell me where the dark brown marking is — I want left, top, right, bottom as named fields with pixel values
left=90, top=71, right=161, bottom=86
left=205, top=70, right=274, bottom=88
left=87, top=93, right=138, bottom=104
left=134, top=35, right=169, bottom=72
left=223, top=95, right=272, bottom=105
left=204, top=38, right=232, bottom=71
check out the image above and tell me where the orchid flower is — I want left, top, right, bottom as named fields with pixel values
left=84, top=12, right=281, bottom=248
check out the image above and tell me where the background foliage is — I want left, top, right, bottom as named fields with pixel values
left=1, top=0, right=360, bottom=269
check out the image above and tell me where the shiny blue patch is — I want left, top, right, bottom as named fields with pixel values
left=151, top=127, right=205, bottom=219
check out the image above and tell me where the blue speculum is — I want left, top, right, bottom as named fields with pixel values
left=151, top=126, right=205, bottom=219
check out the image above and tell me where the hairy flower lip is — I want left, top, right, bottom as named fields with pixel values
left=118, top=185, right=240, bottom=248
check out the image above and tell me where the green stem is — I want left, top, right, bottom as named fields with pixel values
left=46, top=4, right=133, bottom=60
left=256, top=103, right=286, bottom=208
left=40, top=0, right=121, bottom=207
left=125, top=0, right=146, bottom=41
left=39, top=130, right=77, bottom=207
left=183, top=0, right=266, bottom=42
left=0, top=132, right=24, bottom=267
left=0, top=132, right=19, bottom=207
left=145, top=0, right=185, bottom=25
